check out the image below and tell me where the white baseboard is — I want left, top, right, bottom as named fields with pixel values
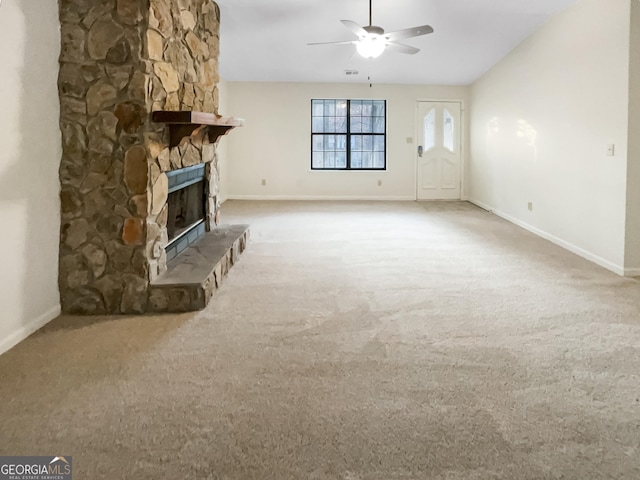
left=0, top=305, right=61, bottom=356
left=624, top=267, right=640, bottom=277
left=467, top=198, right=625, bottom=276
left=467, top=199, right=493, bottom=213
left=225, top=195, right=416, bottom=201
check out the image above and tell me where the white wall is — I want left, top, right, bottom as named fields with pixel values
left=225, top=82, right=469, bottom=200
left=624, top=0, right=640, bottom=273
left=0, top=0, right=62, bottom=353
left=468, top=0, right=631, bottom=274
left=218, top=77, right=230, bottom=202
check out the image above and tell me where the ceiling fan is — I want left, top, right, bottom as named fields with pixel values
left=308, top=0, right=434, bottom=59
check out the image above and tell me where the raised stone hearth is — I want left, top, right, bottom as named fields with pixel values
left=149, top=225, right=249, bottom=312
left=57, top=0, right=246, bottom=314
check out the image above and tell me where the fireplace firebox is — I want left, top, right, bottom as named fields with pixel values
left=166, top=164, right=207, bottom=261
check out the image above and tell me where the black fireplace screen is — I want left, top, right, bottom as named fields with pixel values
left=165, top=164, right=207, bottom=260
left=167, top=180, right=205, bottom=242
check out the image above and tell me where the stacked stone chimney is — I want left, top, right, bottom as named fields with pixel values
left=58, top=0, right=222, bottom=314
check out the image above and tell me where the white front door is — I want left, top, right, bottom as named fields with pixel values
left=416, top=101, right=462, bottom=200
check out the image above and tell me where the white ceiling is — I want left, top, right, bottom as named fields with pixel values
left=215, top=0, right=577, bottom=85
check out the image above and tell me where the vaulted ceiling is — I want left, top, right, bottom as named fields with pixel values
left=215, top=0, right=577, bottom=85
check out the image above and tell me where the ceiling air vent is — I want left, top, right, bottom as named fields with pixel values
left=344, top=70, right=359, bottom=76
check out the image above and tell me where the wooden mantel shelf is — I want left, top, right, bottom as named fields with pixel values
left=152, top=111, right=245, bottom=148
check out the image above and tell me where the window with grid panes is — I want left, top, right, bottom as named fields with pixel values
left=311, top=99, right=386, bottom=170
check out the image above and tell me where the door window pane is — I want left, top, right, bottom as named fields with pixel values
left=424, top=109, right=435, bottom=152
left=443, top=109, right=455, bottom=152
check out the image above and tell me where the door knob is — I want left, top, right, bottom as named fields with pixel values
left=418, top=145, right=423, bottom=157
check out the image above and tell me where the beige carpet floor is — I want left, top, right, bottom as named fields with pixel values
left=1, top=201, right=640, bottom=479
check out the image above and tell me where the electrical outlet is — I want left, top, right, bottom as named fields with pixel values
left=261, top=179, right=266, bottom=186
left=607, top=144, right=615, bottom=156
left=528, top=202, right=533, bottom=212
left=377, top=179, right=382, bottom=186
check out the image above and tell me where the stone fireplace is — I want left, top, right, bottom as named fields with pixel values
left=57, top=0, right=247, bottom=315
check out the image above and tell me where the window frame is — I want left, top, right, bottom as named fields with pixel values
left=310, top=99, right=387, bottom=171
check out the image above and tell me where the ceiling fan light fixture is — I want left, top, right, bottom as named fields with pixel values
left=356, top=34, right=386, bottom=58
left=307, top=1, right=433, bottom=59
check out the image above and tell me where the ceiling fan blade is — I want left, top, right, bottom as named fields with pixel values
left=385, top=42, right=420, bottom=55
left=385, top=25, right=434, bottom=41
left=341, top=19, right=368, bottom=38
left=307, top=40, right=357, bottom=46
